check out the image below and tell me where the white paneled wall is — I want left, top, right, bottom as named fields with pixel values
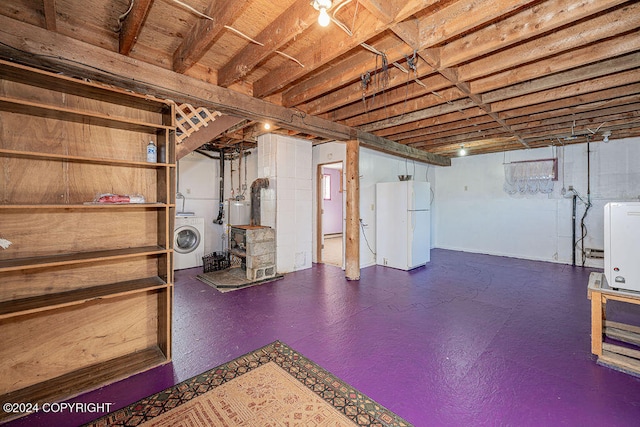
left=178, top=135, right=639, bottom=272
left=177, top=152, right=221, bottom=255
left=258, top=134, right=313, bottom=273
left=177, top=149, right=258, bottom=255
left=434, top=137, right=640, bottom=267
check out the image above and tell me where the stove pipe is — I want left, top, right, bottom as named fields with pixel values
left=250, top=178, right=269, bottom=226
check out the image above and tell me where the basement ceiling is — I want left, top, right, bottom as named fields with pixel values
left=1, top=0, right=639, bottom=160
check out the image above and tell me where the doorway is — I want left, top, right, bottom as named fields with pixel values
left=317, top=162, right=344, bottom=267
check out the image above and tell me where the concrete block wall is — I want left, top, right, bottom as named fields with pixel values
left=245, top=228, right=276, bottom=280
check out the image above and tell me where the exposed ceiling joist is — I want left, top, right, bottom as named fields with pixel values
left=173, top=0, right=250, bottom=73
left=1, top=0, right=638, bottom=157
left=252, top=0, right=441, bottom=98
left=455, top=2, right=639, bottom=82
left=281, top=36, right=411, bottom=107
left=217, top=0, right=316, bottom=87
left=42, top=0, right=56, bottom=31
left=118, top=0, right=154, bottom=55
left=0, top=15, right=450, bottom=167
left=357, top=0, right=404, bottom=23
left=176, top=114, right=245, bottom=160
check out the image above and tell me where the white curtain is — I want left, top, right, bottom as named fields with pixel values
left=504, top=160, right=555, bottom=195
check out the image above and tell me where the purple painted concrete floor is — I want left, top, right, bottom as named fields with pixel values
left=7, top=249, right=640, bottom=426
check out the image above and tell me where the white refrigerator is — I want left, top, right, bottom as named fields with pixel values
left=376, top=181, right=431, bottom=270
left=604, top=202, right=640, bottom=292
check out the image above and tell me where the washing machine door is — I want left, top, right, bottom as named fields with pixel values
left=175, top=225, right=201, bottom=254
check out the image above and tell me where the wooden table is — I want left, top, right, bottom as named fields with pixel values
left=588, top=272, right=640, bottom=375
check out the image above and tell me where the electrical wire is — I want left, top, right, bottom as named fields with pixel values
left=113, top=0, right=135, bottom=32
left=576, top=198, right=592, bottom=266
left=359, top=219, right=375, bottom=256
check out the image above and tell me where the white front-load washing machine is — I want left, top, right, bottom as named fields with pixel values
left=174, top=217, right=205, bottom=270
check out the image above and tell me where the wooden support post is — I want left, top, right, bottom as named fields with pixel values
left=345, top=139, right=360, bottom=280
left=591, top=290, right=604, bottom=356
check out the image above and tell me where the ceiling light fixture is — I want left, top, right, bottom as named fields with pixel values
left=458, top=144, right=467, bottom=156
left=264, top=123, right=271, bottom=130
left=311, top=0, right=332, bottom=27
left=602, top=130, right=611, bottom=143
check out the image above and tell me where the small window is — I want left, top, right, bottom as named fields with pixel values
left=323, top=174, right=331, bottom=200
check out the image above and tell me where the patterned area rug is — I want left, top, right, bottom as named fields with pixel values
left=85, top=341, right=411, bottom=426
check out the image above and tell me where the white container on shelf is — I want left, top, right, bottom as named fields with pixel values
left=146, top=140, right=157, bottom=163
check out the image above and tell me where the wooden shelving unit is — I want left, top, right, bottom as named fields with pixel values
left=0, top=59, right=175, bottom=422
left=588, top=273, right=640, bottom=376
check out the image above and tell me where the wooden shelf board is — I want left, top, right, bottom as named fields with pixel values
left=0, top=96, right=172, bottom=132
left=599, top=349, right=640, bottom=377
left=0, top=59, right=171, bottom=114
left=0, top=203, right=169, bottom=209
left=0, top=60, right=174, bottom=421
left=0, top=347, right=168, bottom=423
left=0, top=277, right=169, bottom=319
left=0, top=246, right=169, bottom=272
left=0, top=148, right=173, bottom=168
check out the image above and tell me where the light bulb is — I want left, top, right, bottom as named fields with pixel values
left=264, top=123, right=271, bottom=130
left=458, top=145, right=466, bottom=156
left=318, top=8, right=330, bottom=27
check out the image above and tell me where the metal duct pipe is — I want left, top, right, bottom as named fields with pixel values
left=250, top=178, right=269, bottom=226
left=214, top=149, right=225, bottom=224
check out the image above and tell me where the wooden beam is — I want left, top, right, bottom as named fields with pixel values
left=355, top=99, right=476, bottom=132
left=253, top=0, right=440, bottom=98
left=345, top=139, right=360, bottom=281
left=405, top=120, right=500, bottom=146
left=342, top=86, right=466, bottom=127
left=284, top=0, right=535, bottom=109
left=395, top=115, right=495, bottom=142
left=507, top=97, right=640, bottom=129
left=483, top=53, right=640, bottom=105
left=390, top=20, right=420, bottom=50
left=42, top=0, right=56, bottom=31
left=375, top=107, right=486, bottom=138
left=439, top=0, right=628, bottom=70
left=308, top=71, right=452, bottom=120
left=0, top=16, right=451, bottom=167
left=176, top=114, right=245, bottom=160
left=357, top=131, right=451, bottom=167
left=470, top=34, right=640, bottom=95
left=490, top=69, right=640, bottom=113
left=412, top=50, right=529, bottom=148
left=173, top=0, right=250, bottom=73
left=498, top=84, right=640, bottom=121
left=217, top=0, right=316, bottom=87
left=282, top=36, right=412, bottom=107
left=416, top=0, right=539, bottom=52
left=456, top=2, right=639, bottom=82
left=357, top=0, right=402, bottom=23
left=119, top=0, right=155, bottom=55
